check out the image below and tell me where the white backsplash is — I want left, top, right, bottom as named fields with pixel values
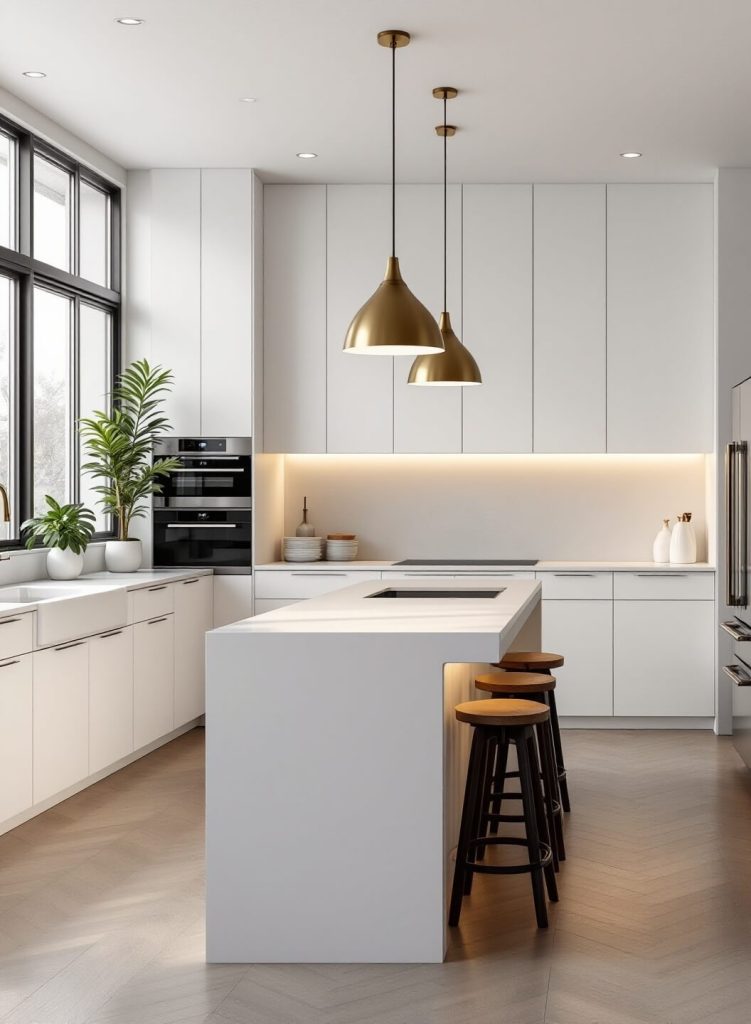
left=283, top=454, right=710, bottom=562
left=0, top=543, right=107, bottom=585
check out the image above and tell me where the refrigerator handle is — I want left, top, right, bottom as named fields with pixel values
left=726, top=441, right=748, bottom=607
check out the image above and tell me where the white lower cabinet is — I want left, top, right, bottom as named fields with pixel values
left=613, top=600, right=715, bottom=716
left=174, top=576, right=213, bottom=726
left=133, top=615, right=175, bottom=749
left=33, top=640, right=89, bottom=803
left=89, top=627, right=134, bottom=775
left=255, top=598, right=301, bottom=614
left=542, top=600, right=613, bottom=716
left=0, top=654, right=32, bottom=820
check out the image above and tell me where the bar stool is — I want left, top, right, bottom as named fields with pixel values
left=495, top=651, right=570, bottom=812
left=474, top=671, right=565, bottom=867
left=449, top=699, right=558, bottom=930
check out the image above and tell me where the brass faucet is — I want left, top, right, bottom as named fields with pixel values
left=0, top=484, right=9, bottom=523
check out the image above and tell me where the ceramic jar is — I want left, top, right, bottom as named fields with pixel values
left=652, top=519, right=672, bottom=563
left=669, top=513, right=697, bottom=564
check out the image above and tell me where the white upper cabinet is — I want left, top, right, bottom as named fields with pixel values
left=201, top=170, right=253, bottom=438
left=606, top=184, right=714, bottom=453
left=149, top=170, right=202, bottom=435
left=393, top=185, right=462, bottom=454
left=264, top=185, right=327, bottom=453
left=327, top=185, right=393, bottom=453
left=462, top=185, right=533, bottom=453
left=534, top=185, right=606, bottom=453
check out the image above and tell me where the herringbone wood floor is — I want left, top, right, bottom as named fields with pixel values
left=1, top=729, right=751, bottom=1024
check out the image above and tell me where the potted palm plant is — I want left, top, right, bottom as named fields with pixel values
left=22, top=496, right=96, bottom=580
left=79, top=358, right=180, bottom=573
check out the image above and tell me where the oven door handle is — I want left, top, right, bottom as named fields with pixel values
left=165, top=523, right=238, bottom=529
left=168, top=468, right=245, bottom=474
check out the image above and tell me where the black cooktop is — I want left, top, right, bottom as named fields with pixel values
left=394, top=559, right=538, bottom=566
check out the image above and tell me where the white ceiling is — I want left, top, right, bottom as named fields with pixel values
left=1, top=0, right=751, bottom=182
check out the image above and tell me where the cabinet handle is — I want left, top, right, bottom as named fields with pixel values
left=635, top=573, right=688, bottom=578
left=181, top=579, right=200, bottom=585
left=148, top=585, right=168, bottom=592
left=291, top=572, right=347, bottom=577
left=147, top=616, right=169, bottom=625
left=553, top=573, right=596, bottom=577
left=721, top=620, right=751, bottom=641
left=0, top=617, right=22, bottom=625
left=54, top=640, right=86, bottom=652
left=99, top=629, right=124, bottom=639
left=0, top=659, right=20, bottom=668
left=723, top=663, right=751, bottom=686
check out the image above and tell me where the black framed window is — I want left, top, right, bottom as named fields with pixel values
left=0, top=113, right=121, bottom=547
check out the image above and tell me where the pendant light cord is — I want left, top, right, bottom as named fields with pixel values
left=443, top=95, right=447, bottom=313
left=391, top=40, right=396, bottom=259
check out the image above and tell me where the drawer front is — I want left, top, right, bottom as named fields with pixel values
left=255, top=571, right=381, bottom=600
left=131, top=583, right=175, bottom=622
left=613, top=572, right=714, bottom=600
left=537, top=572, right=613, bottom=599
left=0, top=613, right=33, bottom=660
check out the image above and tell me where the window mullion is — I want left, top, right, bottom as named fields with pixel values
left=71, top=295, right=80, bottom=503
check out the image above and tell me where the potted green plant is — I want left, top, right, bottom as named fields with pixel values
left=22, top=496, right=96, bottom=580
left=79, top=358, right=181, bottom=573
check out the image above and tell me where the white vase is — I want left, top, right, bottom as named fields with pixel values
left=652, top=519, right=672, bottom=563
left=46, top=547, right=84, bottom=581
left=105, top=539, right=142, bottom=573
left=669, top=515, right=697, bottom=564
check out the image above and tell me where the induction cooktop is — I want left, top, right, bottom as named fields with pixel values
left=393, top=559, right=538, bottom=566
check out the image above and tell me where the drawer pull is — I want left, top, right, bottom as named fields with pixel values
left=147, top=616, right=169, bottom=625
left=290, top=572, right=347, bottom=577
left=723, top=663, right=751, bottom=686
left=0, top=659, right=19, bottom=668
left=54, top=640, right=86, bottom=652
left=721, top=620, right=751, bottom=642
left=148, top=585, right=168, bottom=592
left=636, top=573, right=688, bottom=578
left=99, top=629, right=123, bottom=639
left=181, top=579, right=200, bottom=585
left=0, top=617, right=22, bottom=625
left=553, top=573, right=596, bottom=577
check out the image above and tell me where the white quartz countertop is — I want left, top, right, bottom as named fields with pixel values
left=254, top=560, right=715, bottom=572
left=0, top=567, right=212, bottom=618
left=216, top=577, right=541, bottom=636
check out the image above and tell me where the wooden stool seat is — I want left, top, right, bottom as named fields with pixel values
left=475, top=671, right=556, bottom=695
left=454, top=698, right=550, bottom=728
left=496, top=651, right=564, bottom=672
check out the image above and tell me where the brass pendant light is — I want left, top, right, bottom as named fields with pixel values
left=343, top=31, right=444, bottom=356
left=408, top=87, right=482, bottom=386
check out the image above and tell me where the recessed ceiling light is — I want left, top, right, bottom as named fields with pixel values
left=115, top=17, right=144, bottom=25
left=22, top=71, right=46, bottom=79
left=620, top=151, right=642, bottom=159
left=296, top=152, right=317, bottom=159
left=240, top=97, right=257, bottom=103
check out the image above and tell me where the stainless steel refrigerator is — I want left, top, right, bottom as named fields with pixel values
left=723, top=377, right=751, bottom=768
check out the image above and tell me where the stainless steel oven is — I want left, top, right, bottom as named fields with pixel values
left=152, top=437, right=252, bottom=575
left=722, top=381, right=751, bottom=767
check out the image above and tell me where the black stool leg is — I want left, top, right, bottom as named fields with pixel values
left=488, top=733, right=510, bottom=836
left=547, top=690, right=571, bottom=812
left=470, top=733, right=496, bottom=872
left=539, top=718, right=565, bottom=863
left=534, top=723, right=559, bottom=871
left=516, top=727, right=549, bottom=928
left=449, top=727, right=486, bottom=927
left=527, top=732, right=559, bottom=904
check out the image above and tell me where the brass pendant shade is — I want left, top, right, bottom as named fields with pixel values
left=408, top=87, right=482, bottom=386
left=344, top=257, right=444, bottom=355
left=408, top=312, right=482, bottom=385
left=343, top=31, right=443, bottom=357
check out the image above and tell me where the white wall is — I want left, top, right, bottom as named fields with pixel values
left=282, top=454, right=708, bottom=562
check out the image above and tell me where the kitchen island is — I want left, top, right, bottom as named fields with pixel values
left=205, top=577, right=541, bottom=963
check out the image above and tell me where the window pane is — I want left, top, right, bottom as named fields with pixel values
left=80, top=181, right=110, bottom=286
left=33, top=155, right=72, bottom=271
left=0, top=133, right=16, bottom=249
left=0, top=277, right=14, bottom=538
left=79, top=303, right=111, bottom=530
left=33, top=288, right=72, bottom=515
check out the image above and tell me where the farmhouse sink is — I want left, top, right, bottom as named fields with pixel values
left=0, top=582, right=128, bottom=646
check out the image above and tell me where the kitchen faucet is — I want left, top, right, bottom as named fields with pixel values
left=0, top=484, right=9, bottom=523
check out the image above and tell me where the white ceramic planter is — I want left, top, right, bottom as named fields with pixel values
left=46, top=547, right=84, bottom=581
left=105, top=539, right=142, bottom=573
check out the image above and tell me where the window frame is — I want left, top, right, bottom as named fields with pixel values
left=0, top=112, right=121, bottom=549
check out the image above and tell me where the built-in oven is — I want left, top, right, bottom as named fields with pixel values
left=152, top=437, right=252, bottom=575
left=153, top=437, right=252, bottom=509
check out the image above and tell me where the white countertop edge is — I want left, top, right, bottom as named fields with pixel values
left=254, top=560, right=715, bottom=573
left=0, top=567, right=213, bottom=619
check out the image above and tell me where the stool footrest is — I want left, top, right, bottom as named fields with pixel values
left=464, top=836, right=553, bottom=875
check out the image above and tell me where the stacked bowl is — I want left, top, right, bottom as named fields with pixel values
left=325, top=534, right=359, bottom=561
left=282, top=536, right=324, bottom=562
